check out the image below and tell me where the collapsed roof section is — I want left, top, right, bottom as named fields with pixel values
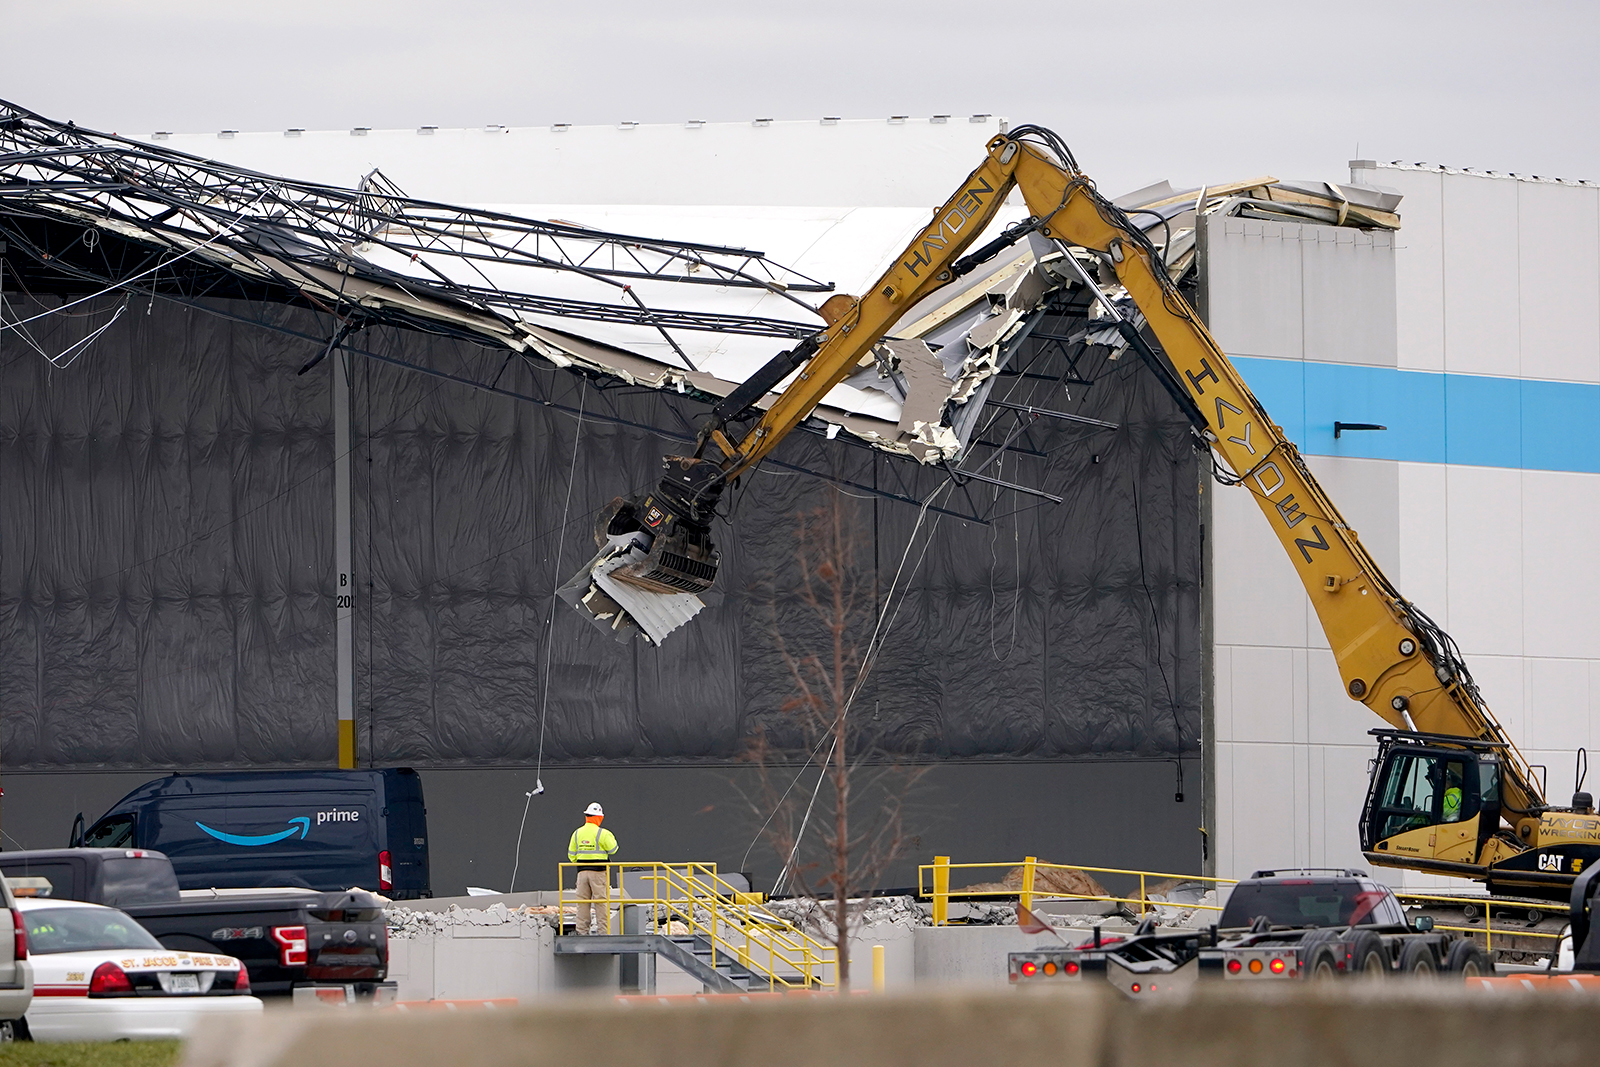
left=0, top=99, right=1399, bottom=469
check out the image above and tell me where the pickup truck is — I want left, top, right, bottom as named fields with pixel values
left=0, top=848, right=393, bottom=1000
left=1008, top=868, right=1492, bottom=996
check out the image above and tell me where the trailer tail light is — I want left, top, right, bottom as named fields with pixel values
left=1248, top=958, right=1263, bottom=974
left=11, top=910, right=25, bottom=962
left=1270, top=957, right=1286, bottom=974
left=1043, top=962, right=1057, bottom=976
left=1065, top=961, right=1080, bottom=975
left=272, top=926, right=309, bottom=967
left=1227, top=958, right=1242, bottom=974
left=379, top=850, right=393, bottom=893
left=89, top=961, right=133, bottom=994
left=1019, top=960, right=1038, bottom=977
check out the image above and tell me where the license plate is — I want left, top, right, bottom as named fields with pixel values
left=169, top=973, right=200, bottom=994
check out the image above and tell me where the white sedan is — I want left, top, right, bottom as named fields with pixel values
left=18, top=898, right=262, bottom=1041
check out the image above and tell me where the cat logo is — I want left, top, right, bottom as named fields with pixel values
left=645, top=506, right=665, bottom=528
left=1538, top=854, right=1566, bottom=872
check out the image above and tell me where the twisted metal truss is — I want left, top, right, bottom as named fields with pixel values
left=0, top=100, right=827, bottom=360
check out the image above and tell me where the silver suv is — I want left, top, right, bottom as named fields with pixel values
left=0, top=871, right=35, bottom=1037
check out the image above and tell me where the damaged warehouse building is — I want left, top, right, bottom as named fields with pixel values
left=4, top=100, right=1593, bottom=895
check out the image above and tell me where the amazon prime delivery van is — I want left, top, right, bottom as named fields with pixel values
left=71, top=769, right=429, bottom=898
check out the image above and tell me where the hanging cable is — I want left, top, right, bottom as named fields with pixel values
left=770, top=477, right=953, bottom=895
left=0, top=185, right=273, bottom=334
left=509, top=787, right=538, bottom=894
left=532, top=380, right=588, bottom=796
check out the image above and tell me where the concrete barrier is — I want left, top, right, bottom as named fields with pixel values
left=182, top=983, right=1598, bottom=1067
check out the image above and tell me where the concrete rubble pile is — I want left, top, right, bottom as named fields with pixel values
left=384, top=902, right=558, bottom=938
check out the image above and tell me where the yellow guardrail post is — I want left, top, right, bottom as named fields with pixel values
left=1021, top=857, right=1036, bottom=914
left=933, top=856, right=950, bottom=926
left=873, top=944, right=886, bottom=993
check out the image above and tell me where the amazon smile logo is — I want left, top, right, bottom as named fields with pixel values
left=196, top=817, right=310, bottom=847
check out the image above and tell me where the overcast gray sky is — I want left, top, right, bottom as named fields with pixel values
left=10, top=0, right=1598, bottom=194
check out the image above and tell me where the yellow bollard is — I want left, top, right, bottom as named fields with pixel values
left=872, top=944, right=886, bottom=993
left=933, top=856, right=950, bottom=926
left=1021, top=856, right=1037, bottom=915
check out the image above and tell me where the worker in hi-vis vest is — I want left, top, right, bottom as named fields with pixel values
left=568, top=802, right=619, bottom=934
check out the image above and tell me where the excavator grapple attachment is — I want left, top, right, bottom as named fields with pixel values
left=559, top=457, right=726, bottom=645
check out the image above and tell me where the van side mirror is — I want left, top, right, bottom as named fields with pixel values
left=1412, top=914, right=1434, bottom=932
left=69, top=813, right=84, bottom=849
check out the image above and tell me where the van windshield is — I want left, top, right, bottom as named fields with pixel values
left=24, top=907, right=162, bottom=954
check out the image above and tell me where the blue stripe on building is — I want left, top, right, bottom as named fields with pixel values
left=1231, top=357, right=1600, bottom=474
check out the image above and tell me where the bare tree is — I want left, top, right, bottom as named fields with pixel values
left=743, top=490, right=926, bottom=991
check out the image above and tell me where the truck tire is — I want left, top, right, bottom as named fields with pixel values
left=1445, top=938, right=1493, bottom=978
left=1396, top=938, right=1438, bottom=976
left=1293, top=930, right=1336, bottom=978
left=1304, top=945, right=1342, bottom=979
left=1348, top=931, right=1387, bottom=979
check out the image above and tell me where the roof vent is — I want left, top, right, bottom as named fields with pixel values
left=684, top=120, right=705, bottom=129
left=888, top=115, right=908, bottom=124
left=551, top=123, right=571, bottom=133
left=752, top=117, right=773, bottom=127
left=218, top=130, right=237, bottom=139
left=483, top=124, right=506, bottom=133
left=617, top=121, right=639, bottom=130
left=820, top=117, right=840, bottom=126
left=969, top=114, right=991, bottom=123
left=931, top=115, right=950, bottom=124
left=417, top=126, right=437, bottom=135
left=151, top=132, right=171, bottom=140
left=284, top=128, right=304, bottom=137
left=351, top=127, right=370, bottom=136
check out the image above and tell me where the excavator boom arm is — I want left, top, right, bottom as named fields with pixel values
left=586, top=128, right=1544, bottom=831
left=1003, top=142, right=1542, bottom=818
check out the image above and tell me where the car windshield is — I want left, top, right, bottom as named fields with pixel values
left=24, top=907, right=163, bottom=954
left=1219, top=882, right=1392, bottom=929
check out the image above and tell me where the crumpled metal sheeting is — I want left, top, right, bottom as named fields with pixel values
left=557, top=533, right=706, bottom=647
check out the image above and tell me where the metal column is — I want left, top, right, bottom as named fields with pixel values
left=334, top=349, right=355, bottom=768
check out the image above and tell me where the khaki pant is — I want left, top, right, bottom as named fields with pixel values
left=573, top=869, right=610, bottom=934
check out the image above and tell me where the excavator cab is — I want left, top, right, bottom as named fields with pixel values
left=1362, top=731, right=1501, bottom=875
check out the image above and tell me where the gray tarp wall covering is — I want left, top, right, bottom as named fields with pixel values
left=2, top=296, right=1200, bottom=772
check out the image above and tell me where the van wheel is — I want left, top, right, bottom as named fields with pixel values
left=1348, top=931, right=1387, bottom=979
left=0, top=1018, right=32, bottom=1042
left=1397, top=939, right=1437, bottom=976
left=1445, top=939, right=1493, bottom=978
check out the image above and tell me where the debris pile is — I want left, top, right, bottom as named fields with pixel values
left=762, top=896, right=933, bottom=936
left=385, top=902, right=557, bottom=938
left=956, top=864, right=1112, bottom=899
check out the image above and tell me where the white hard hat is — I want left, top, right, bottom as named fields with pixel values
left=584, top=802, right=605, bottom=817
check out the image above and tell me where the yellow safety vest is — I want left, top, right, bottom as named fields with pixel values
left=1443, top=787, right=1462, bottom=823
left=568, top=823, right=619, bottom=863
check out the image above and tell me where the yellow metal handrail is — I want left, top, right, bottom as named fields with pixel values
left=918, top=857, right=1237, bottom=926
left=1395, top=890, right=1567, bottom=955
left=557, top=861, right=836, bottom=990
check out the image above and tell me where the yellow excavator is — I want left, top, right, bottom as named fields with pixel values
left=571, top=125, right=1598, bottom=900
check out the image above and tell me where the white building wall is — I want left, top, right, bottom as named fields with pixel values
left=1209, top=164, right=1600, bottom=887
